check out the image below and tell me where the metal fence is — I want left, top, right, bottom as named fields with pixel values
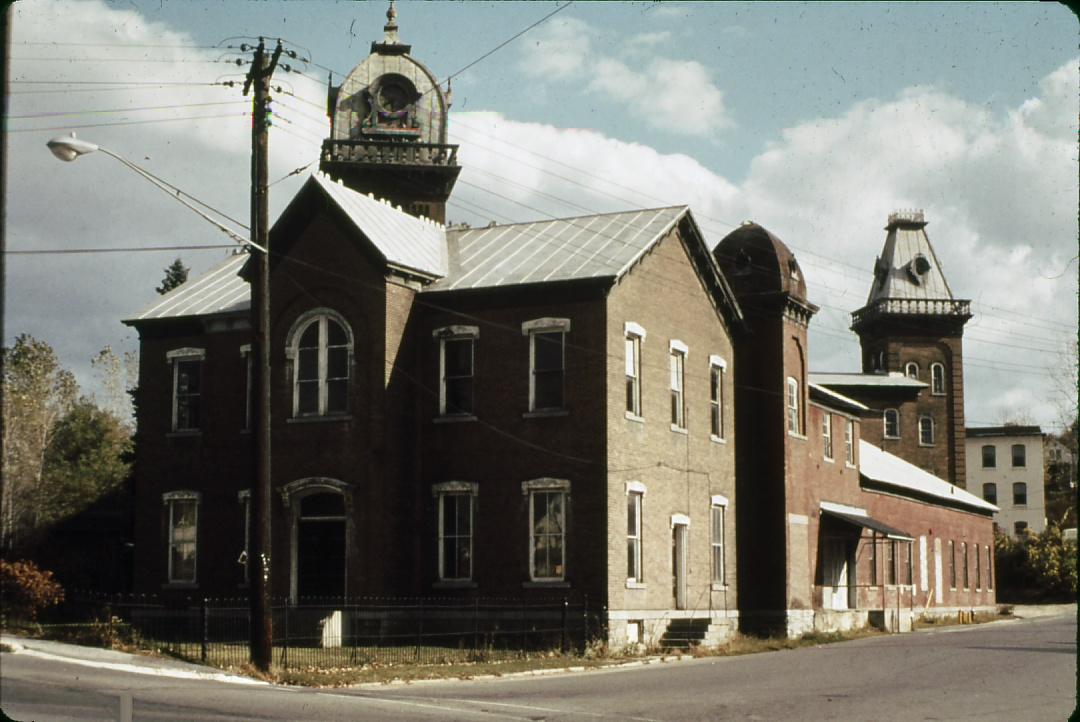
left=33, top=593, right=602, bottom=669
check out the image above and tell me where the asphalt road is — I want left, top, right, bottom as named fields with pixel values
left=2, top=613, right=1075, bottom=721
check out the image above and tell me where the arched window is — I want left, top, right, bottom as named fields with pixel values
left=287, top=310, right=353, bottom=417
left=918, top=416, right=934, bottom=446
left=930, top=363, right=945, bottom=395
left=904, top=362, right=919, bottom=379
left=786, top=377, right=800, bottom=434
left=883, top=408, right=900, bottom=439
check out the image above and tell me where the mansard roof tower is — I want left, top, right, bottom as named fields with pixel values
left=320, top=2, right=460, bottom=223
left=851, top=210, right=972, bottom=487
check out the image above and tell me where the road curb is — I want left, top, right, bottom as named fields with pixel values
left=5, top=645, right=267, bottom=686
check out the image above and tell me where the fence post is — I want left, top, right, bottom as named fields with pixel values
left=200, top=598, right=209, bottom=663
left=560, top=597, right=568, bottom=653
left=282, top=600, right=289, bottom=669
left=415, top=598, right=424, bottom=662
left=473, top=597, right=480, bottom=653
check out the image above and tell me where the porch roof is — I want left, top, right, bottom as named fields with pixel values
left=820, top=502, right=914, bottom=541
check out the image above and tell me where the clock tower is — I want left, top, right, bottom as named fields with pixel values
left=320, top=2, right=460, bottom=223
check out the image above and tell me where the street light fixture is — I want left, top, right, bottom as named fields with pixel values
left=47, top=131, right=274, bottom=669
left=44, top=133, right=259, bottom=250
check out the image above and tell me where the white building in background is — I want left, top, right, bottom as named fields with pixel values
left=966, top=426, right=1046, bottom=537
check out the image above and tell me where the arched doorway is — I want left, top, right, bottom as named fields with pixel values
left=296, top=492, right=346, bottom=600
left=280, top=478, right=350, bottom=602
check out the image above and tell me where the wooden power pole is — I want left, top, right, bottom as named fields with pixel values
left=244, top=37, right=282, bottom=673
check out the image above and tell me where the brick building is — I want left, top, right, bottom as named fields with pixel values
left=124, top=8, right=996, bottom=645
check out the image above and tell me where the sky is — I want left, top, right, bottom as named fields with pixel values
left=6, top=0, right=1078, bottom=433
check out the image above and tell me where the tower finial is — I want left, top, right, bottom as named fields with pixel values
left=383, top=0, right=400, bottom=44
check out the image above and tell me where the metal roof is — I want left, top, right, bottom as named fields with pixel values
left=809, top=372, right=927, bottom=389
left=864, top=211, right=955, bottom=305
left=859, top=440, right=998, bottom=514
left=809, top=383, right=869, bottom=411
left=819, top=502, right=914, bottom=541
left=311, top=172, right=447, bottom=278
left=427, top=206, right=687, bottom=291
left=125, top=253, right=250, bottom=322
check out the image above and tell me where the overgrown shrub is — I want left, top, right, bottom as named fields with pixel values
left=995, top=525, right=1077, bottom=601
left=0, top=559, right=65, bottom=622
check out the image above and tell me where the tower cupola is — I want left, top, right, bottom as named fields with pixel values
left=320, top=1, right=460, bottom=223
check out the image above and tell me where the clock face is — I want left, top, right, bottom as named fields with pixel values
left=376, top=81, right=410, bottom=113
left=361, top=74, right=422, bottom=135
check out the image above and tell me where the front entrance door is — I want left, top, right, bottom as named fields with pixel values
left=296, top=493, right=346, bottom=600
left=825, top=540, right=849, bottom=610
left=672, top=523, right=689, bottom=610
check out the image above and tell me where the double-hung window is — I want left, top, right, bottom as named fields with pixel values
left=626, top=482, right=645, bottom=585
left=919, top=416, right=934, bottom=446
left=844, top=419, right=855, bottom=465
left=669, top=340, right=687, bottom=430
left=982, top=445, right=996, bottom=468
left=240, top=345, right=253, bottom=431
left=709, top=355, right=726, bottom=440
left=982, top=483, right=997, bottom=504
left=164, top=491, right=199, bottom=584
left=625, top=323, right=645, bottom=418
left=822, top=414, right=834, bottom=460
left=883, top=409, right=899, bottom=439
left=1013, top=482, right=1027, bottom=506
left=288, top=310, right=352, bottom=417
left=523, top=319, right=569, bottom=412
left=238, top=489, right=251, bottom=585
left=962, top=542, right=969, bottom=589
left=786, top=377, right=800, bottom=434
left=523, top=478, right=569, bottom=582
left=1011, top=444, right=1026, bottom=467
left=433, top=482, right=477, bottom=582
left=434, top=326, right=478, bottom=417
left=948, top=540, right=957, bottom=589
left=167, top=348, right=205, bottom=432
left=711, top=495, right=728, bottom=586
left=931, top=363, right=945, bottom=395
left=886, top=541, right=897, bottom=585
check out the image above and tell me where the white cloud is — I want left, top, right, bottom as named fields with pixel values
left=518, top=16, right=732, bottom=136
left=452, top=58, right=1078, bottom=431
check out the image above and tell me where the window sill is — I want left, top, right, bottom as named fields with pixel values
left=523, top=580, right=569, bottom=589
left=670, top=424, right=688, bottom=435
left=523, top=409, right=569, bottom=419
left=711, top=583, right=729, bottom=592
left=823, top=456, right=835, bottom=464
left=788, top=431, right=807, bottom=441
left=434, top=580, right=478, bottom=589
left=162, top=582, right=198, bottom=590
left=287, top=414, right=353, bottom=425
left=931, top=392, right=946, bottom=397
left=710, top=434, right=726, bottom=444
left=883, top=436, right=900, bottom=441
left=918, top=443, right=935, bottom=448
left=845, top=463, right=857, bottom=470
left=433, top=415, right=478, bottom=424
left=625, top=580, right=646, bottom=590
left=166, top=430, right=202, bottom=439
left=624, top=411, right=645, bottom=424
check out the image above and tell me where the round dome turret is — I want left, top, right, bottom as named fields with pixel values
left=713, top=222, right=808, bottom=304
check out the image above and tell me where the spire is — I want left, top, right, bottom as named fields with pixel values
left=383, top=0, right=400, bottom=44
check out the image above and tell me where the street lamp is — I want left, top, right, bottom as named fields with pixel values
left=47, top=131, right=274, bottom=670
left=45, top=133, right=257, bottom=249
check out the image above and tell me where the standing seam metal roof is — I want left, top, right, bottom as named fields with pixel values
left=125, top=253, right=251, bottom=322
left=429, top=206, right=687, bottom=291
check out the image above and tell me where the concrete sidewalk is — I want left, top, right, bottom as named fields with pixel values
left=0, top=634, right=265, bottom=685
left=1005, top=603, right=1076, bottom=620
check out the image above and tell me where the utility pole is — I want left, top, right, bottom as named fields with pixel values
left=244, top=37, right=282, bottom=673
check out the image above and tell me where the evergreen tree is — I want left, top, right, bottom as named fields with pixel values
left=155, top=258, right=189, bottom=295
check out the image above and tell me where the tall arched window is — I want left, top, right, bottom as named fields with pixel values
left=904, top=362, right=919, bottom=379
left=287, top=310, right=353, bottom=417
left=930, top=363, right=945, bottom=395
left=786, top=377, right=800, bottom=434
left=883, top=408, right=900, bottom=439
left=918, top=416, right=934, bottom=446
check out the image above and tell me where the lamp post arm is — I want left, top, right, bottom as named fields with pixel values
left=93, top=146, right=266, bottom=252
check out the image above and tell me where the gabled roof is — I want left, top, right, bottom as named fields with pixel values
left=859, top=440, right=998, bottom=514
left=124, top=253, right=250, bottom=323
left=809, top=372, right=927, bottom=389
left=428, top=206, right=688, bottom=291
left=307, top=172, right=447, bottom=278
left=864, top=211, right=955, bottom=304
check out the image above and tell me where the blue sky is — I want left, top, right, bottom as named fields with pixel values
left=7, top=0, right=1078, bottom=432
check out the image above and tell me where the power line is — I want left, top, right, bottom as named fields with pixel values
left=6, top=244, right=238, bottom=255
left=7, top=111, right=249, bottom=133
left=7, top=100, right=246, bottom=120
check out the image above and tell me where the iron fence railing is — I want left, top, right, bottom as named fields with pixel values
left=26, top=593, right=603, bottom=669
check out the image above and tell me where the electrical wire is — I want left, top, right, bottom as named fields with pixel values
left=6, top=244, right=238, bottom=255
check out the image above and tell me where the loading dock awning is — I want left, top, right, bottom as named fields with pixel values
left=820, top=507, right=914, bottom=542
